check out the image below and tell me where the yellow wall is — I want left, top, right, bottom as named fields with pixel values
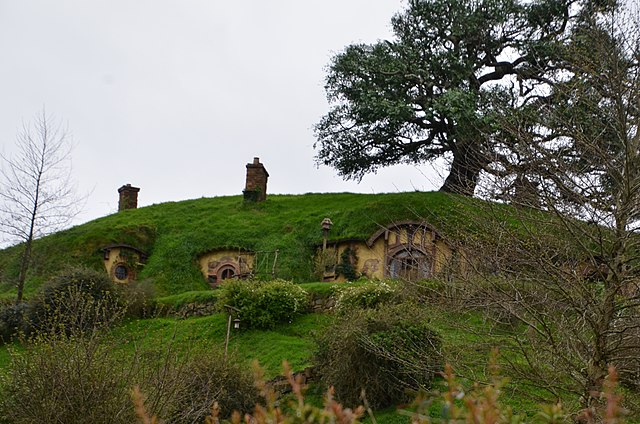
left=199, top=249, right=255, bottom=282
left=326, top=224, right=459, bottom=282
left=103, top=247, right=143, bottom=284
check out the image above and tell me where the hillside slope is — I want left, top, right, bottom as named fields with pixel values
left=0, top=191, right=497, bottom=296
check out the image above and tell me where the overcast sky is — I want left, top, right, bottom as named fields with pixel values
left=0, top=0, right=444, bottom=231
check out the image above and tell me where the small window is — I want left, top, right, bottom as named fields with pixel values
left=114, top=264, right=129, bottom=280
left=220, top=267, right=235, bottom=280
left=215, top=264, right=238, bottom=283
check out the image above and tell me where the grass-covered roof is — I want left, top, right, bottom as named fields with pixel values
left=0, top=191, right=519, bottom=297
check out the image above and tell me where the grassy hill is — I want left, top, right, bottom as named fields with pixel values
left=0, top=191, right=494, bottom=297
left=0, top=191, right=635, bottom=420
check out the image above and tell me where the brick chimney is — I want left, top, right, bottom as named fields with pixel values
left=243, top=157, right=269, bottom=202
left=118, top=184, right=140, bottom=211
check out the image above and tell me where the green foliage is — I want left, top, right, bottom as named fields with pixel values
left=0, top=333, right=135, bottom=423
left=0, top=267, right=123, bottom=343
left=115, top=279, right=157, bottom=318
left=335, top=247, right=359, bottom=281
left=112, top=312, right=331, bottom=380
left=315, top=302, right=443, bottom=409
left=0, top=303, right=29, bottom=344
left=298, top=282, right=342, bottom=297
left=0, top=325, right=259, bottom=423
left=28, top=267, right=121, bottom=335
left=218, top=279, right=309, bottom=329
left=334, top=280, right=400, bottom=313
left=155, top=290, right=219, bottom=309
left=314, top=0, right=576, bottom=195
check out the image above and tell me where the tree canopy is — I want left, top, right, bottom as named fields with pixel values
left=314, top=0, right=576, bottom=196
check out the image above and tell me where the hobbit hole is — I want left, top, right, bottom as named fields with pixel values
left=199, top=250, right=255, bottom=288
left=320, top=221, right=457, bottom=282
left=100, top=166, right=465, bottom=286
left=101, top=244, right=147, bottom=283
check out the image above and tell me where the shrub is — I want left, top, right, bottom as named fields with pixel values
left=218, top=279, right=309, bottom=329
left=333, top=280, right=400, bottom=313
left=27, top=267, right=122, bottom=335
left=0, top=321, right=136, bottom=423
left=0, top=303, right=29, bottom=343
left=0, top=312, right=258, bottom=423
left=0, top=268, right=122, bottom=342
left=162, top=349, right=260, bottom=421
left=314, top=302, right=442, bottom=409
left=335, top=247, right=359, bottom=281
left=115, top=279, right=157, bottom=318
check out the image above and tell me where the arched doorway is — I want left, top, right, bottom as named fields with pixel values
left=388, top=248, right=431, bottom=282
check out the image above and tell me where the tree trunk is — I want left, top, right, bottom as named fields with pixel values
left=439, top=142, right=485, bottom=196
left=15, top=238, right=32, bottom=304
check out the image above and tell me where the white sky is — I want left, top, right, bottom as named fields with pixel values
left=0, top=0, right=444, bottom=229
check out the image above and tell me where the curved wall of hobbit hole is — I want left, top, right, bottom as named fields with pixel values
left=101, top=244, right=147, bottom=284
left=198, top=249, right=255, bottom=288
left=321, top=221, right=460, bottom=282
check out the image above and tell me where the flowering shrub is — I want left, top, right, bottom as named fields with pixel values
left=218, top=279, right=309, bottom=329
left=333, top=280, right=399, bottom=313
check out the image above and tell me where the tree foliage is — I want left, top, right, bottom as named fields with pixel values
left=315, top=0, right=575, bottom=195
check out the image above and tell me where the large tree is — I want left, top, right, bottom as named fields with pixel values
left=470, top=2, right=640, bottom=409
left=0, top=110, right=81, bottom=303
left=315, top=0, right=576, bottom=196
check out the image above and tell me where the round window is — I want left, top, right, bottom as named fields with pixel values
left=217, top=264, right=237, bottom=281
left=114, top=264, right=129, bottom=280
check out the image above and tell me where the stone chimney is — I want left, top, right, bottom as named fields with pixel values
left=118, top=184, right=140, bottom=211
left=243, top=157, right=269, bottom=202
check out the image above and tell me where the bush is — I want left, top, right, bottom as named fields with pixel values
left=0, top=324, right=136, bottom=423
left=0, top=303, right=29, bottom=343
left=0, top=267, right=122, bottom=342
left=163, top=350, right=260, bottom=421
left=315, top=302, right=442, bottom=409
left=218, top=279, right=309, bottom=329
left=333, top=280, right=400, bottom=313
left=27, top=267, right=122, bottom=335
left=115, top=279, right=157, bottom=318
left=0, top=315, right=258, bottom=423
left=334, top=247, right=359, bottom=281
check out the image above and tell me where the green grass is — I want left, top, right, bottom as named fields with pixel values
left=2, top=302, right=633, bottom=421
left=110, top=312, right=331, bottom=379
left=0, top=345, right=12, bottom=369
left=0, top=191, right=505, bottom=297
